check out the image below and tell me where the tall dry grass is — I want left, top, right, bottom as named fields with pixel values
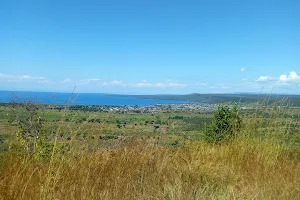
left=1, top=138, right=300, bottom=200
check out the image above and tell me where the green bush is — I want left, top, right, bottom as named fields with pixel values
left=204, top=104, right=242, bottom=144
left=9, top=100, right=54, bottom=159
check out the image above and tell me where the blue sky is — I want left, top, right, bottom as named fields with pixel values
left=0, top=0, right=299, bottom=94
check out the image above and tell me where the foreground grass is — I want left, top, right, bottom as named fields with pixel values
left=1, top=137, right=300, bottom=200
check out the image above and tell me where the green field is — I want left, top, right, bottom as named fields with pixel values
left=0, top=103, right=215, bottom=152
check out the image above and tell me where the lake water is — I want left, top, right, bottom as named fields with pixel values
left=0, top=91, right=189, bottom=106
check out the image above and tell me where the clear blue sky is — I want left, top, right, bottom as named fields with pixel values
left=0, top=0, right=299, bottom=94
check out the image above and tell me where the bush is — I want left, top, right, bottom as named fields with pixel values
left=8, top=100, right=53, bottom=159
left=204, top=104, right=242, bottom=144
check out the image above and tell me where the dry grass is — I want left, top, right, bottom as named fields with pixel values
left=1, top=137, right=300, bottom=200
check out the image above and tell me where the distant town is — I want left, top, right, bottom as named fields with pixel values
left=51, top=103, right=251, bottom=113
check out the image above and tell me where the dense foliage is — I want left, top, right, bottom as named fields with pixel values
left=204, top=104, right=242, bottom=143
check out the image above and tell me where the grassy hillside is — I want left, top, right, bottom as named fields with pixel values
left=1, top=101, right=300, bottom=199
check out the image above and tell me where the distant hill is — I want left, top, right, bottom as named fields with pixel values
left=112, top=93, right=300, bottom=107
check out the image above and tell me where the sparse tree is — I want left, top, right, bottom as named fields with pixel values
left=9, top=98, right=52, bottom=158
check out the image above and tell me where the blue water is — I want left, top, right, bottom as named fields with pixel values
left=0, top=91, right=189, bottom=106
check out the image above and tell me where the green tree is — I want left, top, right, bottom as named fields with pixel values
left=204, top=104, right=242, bottom=144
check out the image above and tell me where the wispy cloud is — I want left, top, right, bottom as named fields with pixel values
left=256, top=76, right=274, bottom=82
left=0, top=73, right=186, bottom=92
left=110, top=80, right=125, bottom=86
left=218, top=83, right=232, bottom=89
left=0, top=73, right=47, bottom=81
left=86, top=78, right=100, bottom=82
left=132, top=81, right=153, bottom=87
left=240, top=80, right=262, bottom=89
left=195, top=82, right=208, bottom=86
left=240, top=67, right=247, bottom=72
left=61, top=78, right=72, bottom=83
left=79, top=78, right=101, bottom=85
left=130, top=81, right=186, bottom=88
left=166, top=82, right=186, bottom=88
left=76, top=79, right=187, bottom=88
left=77, top=79, right=187, bottom=88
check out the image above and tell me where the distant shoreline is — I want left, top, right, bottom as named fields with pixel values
left=1, top=91, right=300, bottom=107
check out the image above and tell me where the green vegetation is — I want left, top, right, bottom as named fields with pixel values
left=204, top=104, right=242, bottom=144
left=1, top=99, right=300, bottom=199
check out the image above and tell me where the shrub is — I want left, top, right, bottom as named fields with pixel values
left=9, top=100, right=53, bottom=159
left=204, top=104, right=242, bottom=144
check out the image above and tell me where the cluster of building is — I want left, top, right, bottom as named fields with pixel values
left=64, top=103, right=218, bottom=113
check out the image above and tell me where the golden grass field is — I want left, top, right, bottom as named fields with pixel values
left=1, top=138, right=300, bottom=199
